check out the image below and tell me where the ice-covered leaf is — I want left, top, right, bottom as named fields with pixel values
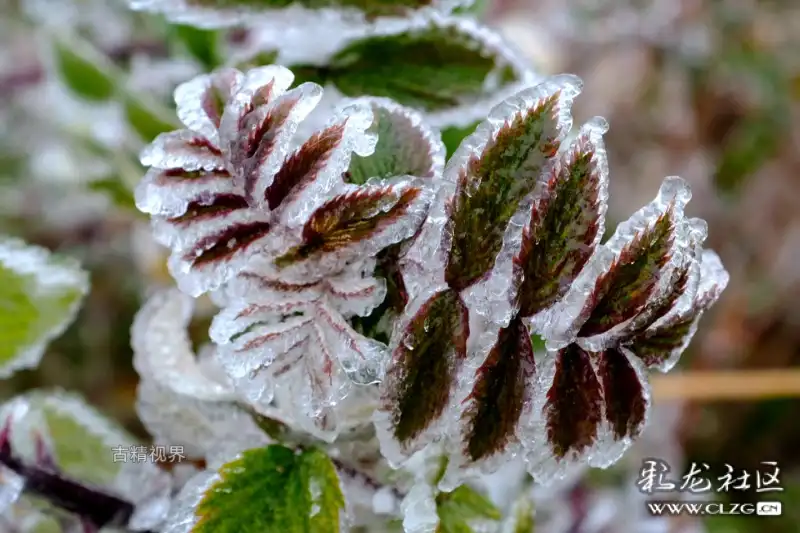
left=624, top=249, right=729, bottom=372
left=163, top=445, right=345, bottom=533
left=595, top=347, right=648, bottom=442
left=136, top=378, right=268, bottom=460
left=289, top=15, right=536, bottom=124
left=542, top=343, right=603, bottom=462
left=132, top=288, right=235, bottom=401
left=0, top=390, right=172, bottom=524
left=128, top=0, right=471, bottom=28
left=210, top=259, right=388, bottom=437
left=135, top=65, right=378, bottom=296
left=274, top=179, right=431, bottom=273
left=345, top=98, right=445, bottom=185
left=548, top=177, right=695, bottom=350
left=513, top=119, right=608, bottom=319
left=460, top=315, right=534, bottom=463
left=577, top=213, right=674, bottom=338
left=436, top=484, right=501, bottom=533
left=377, top=288, right=469, bottom=456
left=443, top=76, right=580, bottom=291
left=0, top=237, right=89, bottom=379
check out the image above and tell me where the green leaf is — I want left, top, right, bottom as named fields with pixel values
left=290, top=19, right=524, bottom=112
left=441, top=121, right=479, bottom=159
left=87, top=176, right=138, bottom=211
left=0, top=391, right=136, bottom=485
left=501, top=494, right=535, bottom=533
left=346, top=99, right=445, bottom=185
left=41, top=404, right=122, bottom=485
left=52, top=35, right=116, bottom=101
left=192, top=445, right=345, bottom=533
left=123, top=92, right=182, bottom=142
left=0, top=237, right=88, bottom=378
left=171, top=24, right=222, bottom=70
left=436, top=484, right=501, bottom=533
left=233, top=50, right=280, bottom=71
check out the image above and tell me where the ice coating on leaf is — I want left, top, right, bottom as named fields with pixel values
left=343, top=97, right=446, bottom=185
left=275, top=13, right=538, bottom=128
left=136, top=378, right=268, bottom=459
left=401, top=482, right=439, bottom=533
left=135, top=66, right=380, bottom=296
left=164, top=446, right=346, bottom=533
left=0, top=236, right=89, bottom=378
left=625, top=249, right=729, bottom=372
left=274, top=100, right=378, bottom=229
left=443, top=76, right=581, bottom=313
left=0, top=390, right=172, bottom=525
left=374, top=287, right=469, bottom=465
left=127, top=0, right=473, bottom=30
left=516, top=119, right=609, bottom=327
left=544, top=176, right=694, bottom=352
left=0, top=464, right=24, bottom=515
left=160, top=469, right=217, bottom=533
left=457, top=315, right=535, bottom=466
left=519, top=344, right=605, bottom=483
left=275, top=177, right=434, bottom=280
left=210, top=258, right=389, bottom=434
left=131, top=288, right=235, bottom=401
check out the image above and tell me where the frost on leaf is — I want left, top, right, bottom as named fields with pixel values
left=287, top=15, right=537, bottom=127
left=132, top=288, right=235, bottom=401
left=542, top=343, right=603, bottom=462
left=128, top=0, right=471, bottom=29
left=132, top=290, right=269, bottom=460
left=436, top=484, right=501, bottom=533
left=443, top=76, right=581, bottom=292
left=210, top=256, right=389, bottom=438
left=0, top=236, right=89, bottom=379
left=595, top=347, right=648, bottom=441
left=460, top=316, right=534, bottom=463
left=135, top=65, right=377, bottom=296
left=161, top=445, right=345, bottom=533
left=548, top=176, right=696, bottom=350
left=377, top=288, right=469, bottom=459
left=344, top=98, right=446, bottom=185
left=624, top=249, right=729, bottom=372
left=513, top=120, right=608, bottom=320
left=274, top=179, right=429, bottom=274
left=0, top=391, right=172, bottom=529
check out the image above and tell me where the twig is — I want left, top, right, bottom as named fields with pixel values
left=651, top=369, right=800, bottom=401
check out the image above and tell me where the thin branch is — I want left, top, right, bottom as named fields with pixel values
left=651, top=369, right=800, bottom=401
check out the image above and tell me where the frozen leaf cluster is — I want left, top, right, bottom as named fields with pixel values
left=135, top=65, right=447, bottom=438
left=374, top=73, right=729, bottom=490
left=0, top=236, right=89, bottom=379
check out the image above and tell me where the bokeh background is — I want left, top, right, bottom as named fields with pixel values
left=0, top=0, right=798, bottom=531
